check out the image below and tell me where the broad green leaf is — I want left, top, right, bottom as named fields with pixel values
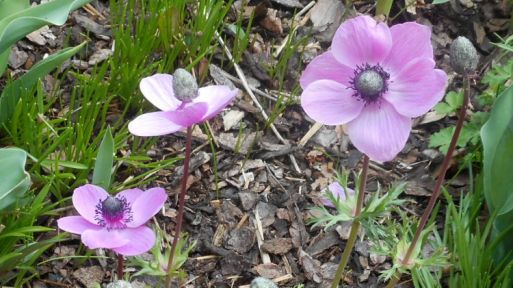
left=93, top=127, right=114, bottom=190
left=0, top=47, right=9, bottom=75
left=0, top=0, right=29, bottom=20
left=432, top=0, right=449, bottom=4
left=0, top=42, right=86, bottom=125
left=0, top=0, right=92, bottom=53
left=0, top=147, right=30, bottom=211
left=481, top=85, right=513, bottom=212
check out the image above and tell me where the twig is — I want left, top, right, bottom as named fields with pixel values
left=216, top=33, right=301, bottom=174
left=254, top=210, right=271, bottom=264
left=299, top=122, right=323, bottom=147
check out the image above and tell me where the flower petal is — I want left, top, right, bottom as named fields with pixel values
left=127, top=187, right=167, bottom=227
left=385, top=58, right=448, bottom=117
left=140, top=74, right=181, bottom=111
left=300, top=51, right=354, bottom=88
left=346, top=101, right=411, bottom=162
left=116, top=188, right=144, bottom=206
left=128, top=111, right=184, bottom=136
left=72, top=184, right=109, bottom=224
left=321, top=182, right=355, bottom=208
left=81, top=229, right=130, bottom=249
left=384, top=22, right=433, bottom=75
left=58, top=216, right=100, bottom=234
left=164, top=102, right=208, bottom=127
left=332, top=15, right=392, bottom=68
left=300, top=80, right=364, bottom=125
left=111, top=226, right=156, bottom=256
left=193, top=86, right=238, bottom=121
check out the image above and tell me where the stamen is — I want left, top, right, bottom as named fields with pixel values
left=94, top=196, right=133, bottom=230
left=349, top=64, right=390, bottom=105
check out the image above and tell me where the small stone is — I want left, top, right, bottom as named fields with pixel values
left=223, top=110, right=245, bottom=131
left=250, top=277, right=278, bottom=288
left=106, top=280, right=132, bottom=288
left=8, top=46, right=28, bottom=69
left=73, top=266, right=104, bottom=288
left=88, top=49, right=113, bottom=65
left=225, top=227, right=255, bottom=253
left=239, top=191, right=259, bottom=210
left=71, top=60, right=89, bottom=70
left=26, top=26, right=50, bottom=45
left=73, top=14, right=110, bottom=38
left=254, top=263, right=285, bottom=279
left=261, top=238, right=293, bottom=255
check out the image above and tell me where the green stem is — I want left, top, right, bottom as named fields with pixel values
left=376, top=0, right=394, bottom=18
left=386, top=76, right=471, bottom=287
left=331, top=155, right=370, bottom=288
left=165, top=126, right=193, bottom=288
left=386, top=275, right=400, bottom=288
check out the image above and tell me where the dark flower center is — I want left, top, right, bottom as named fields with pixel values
left=95, top=196, right=133, bottom=230
left=350, top=64, right=390, bottom=104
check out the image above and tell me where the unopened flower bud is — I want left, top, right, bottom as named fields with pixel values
left=450, top=36, right=479, bottom=75
left=172, top=68, right=198, bottom=102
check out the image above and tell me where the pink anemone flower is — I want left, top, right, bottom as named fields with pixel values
left=128, top=71, right=239, bottom=136
left=300, top=16, right=447, bottom=162
left=57, top=184, right=167, bottom=256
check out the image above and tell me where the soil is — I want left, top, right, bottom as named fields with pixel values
left=5, top=0, right=512, bottom=287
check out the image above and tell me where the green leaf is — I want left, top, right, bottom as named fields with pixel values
left=0, top=147, right=31, bottom=211
left=93, top=127, right=115, bottom=190
left=0, top=47, right=9, bottom=76
left=481, top=84, right=513, bottom=212
left=446, top=90, right=464, bottom=110
left=432, top=0, right=449, bottom=4
left=0, top=42, right=86, bottom=125
left=0, top=0, right=29, bottom=20
left=0, top=0, right=92, bottom=53
left=434, top=103, right=453, bottom=115
left=429, top=125, right=479, bottom=153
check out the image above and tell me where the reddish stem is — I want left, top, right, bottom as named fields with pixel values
left=165, top=126, right=193, bottom=288
left=117, top=254, right=123, bottom=280
left=402, top=77, right=471, bottom=267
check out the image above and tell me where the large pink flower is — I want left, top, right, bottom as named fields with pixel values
left=128, top=73, right=238, bottom=136
left=300, top=16, right=447, bottom=162
left=57, top=184, right=167, bottom=256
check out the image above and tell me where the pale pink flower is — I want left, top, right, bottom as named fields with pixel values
left=128, top=71, right=238, bottom=136
left=57, top=184, right=167, bottom=256
left=300, top=16, right=447, bottom=161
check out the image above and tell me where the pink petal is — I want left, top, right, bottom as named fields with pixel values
left=72, top=184, right=109, bottom=224
left=193, top=86, right=238, bottom=121
left=81, top=229, right=130, bottom=249
left=300, top=80, right=364, bottom=125
left=300, top=51, right=354, bottom=88
left=383, top=22, right=433, bottom=75
left=116, top=188, right=144, bottom=206
left=321, top=182, right=355, bottom=207
left=140, top=74, right=181, bottom=111
left=127, top=187, right=167, bottom=228
left=331, top=15, right=392, bottom=68
left=128, top=111, right=184, bottom=136
left=346, top=101, right=411, bottom=162
left=385, top=58, right=448, bottom=117
left=111, top=226, right=156, bottom=256
left=57, top=216, right=100, bottom=234
left=164, top=102, right=208, bottom=127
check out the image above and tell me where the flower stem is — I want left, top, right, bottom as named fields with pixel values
left=387, top=77, right=471, bottom=287
left=117, top=254, right=123, bottom=280
left=165, top=126, right=193, bottom=288
left=376, top=0, right=394, bottom=18
left=331, top=155, right=370, bottom=288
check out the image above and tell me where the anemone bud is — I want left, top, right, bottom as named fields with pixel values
left=450, top=36, right=479, bottom=75
left=172, top=68, right=198, bottom=102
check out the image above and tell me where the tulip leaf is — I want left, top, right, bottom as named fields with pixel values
left=0, top=0, right=91, bottom=53
left=0, top=147, right=31, bottom=211
left=481, top=84, right=513, bottom=213
left=93, top=127, right=115, bottom=191
left=0, top=42, right=86, bottom=125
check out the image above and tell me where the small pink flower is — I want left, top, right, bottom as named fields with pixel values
left=57, top=184, right=167, bottom=256
left=300, top=16, right=447, bottom=161
left=128, top=70, right=238, bottom=136
left=320, top=182, right=355, bottom=208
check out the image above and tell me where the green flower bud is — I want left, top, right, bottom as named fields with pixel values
left=172, top=68, right=198, bottom=102
left=450, top=36, right=479, bottom=75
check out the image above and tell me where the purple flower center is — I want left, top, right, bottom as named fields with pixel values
left=350, top=64, right=390, bottom=104
left=94, top=196, right=133, bottom=230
